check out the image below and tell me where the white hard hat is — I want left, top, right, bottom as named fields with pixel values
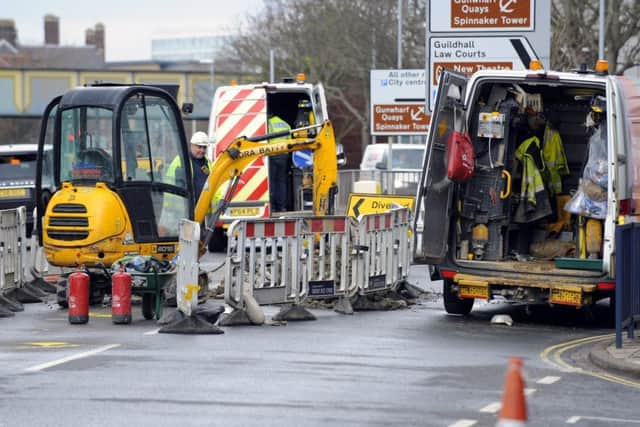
left=190, top=131, right=209, bottom=146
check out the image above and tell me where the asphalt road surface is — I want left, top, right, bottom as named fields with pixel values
left=1, top=257, right=640, bottom=427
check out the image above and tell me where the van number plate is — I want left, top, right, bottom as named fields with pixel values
left=228, top=207, right=260, bottom=216
left=458, top=284, right=488, bottom=299
left=0, top=188, right=27, bottom=198
left=550, top=288, right=582, bottom=306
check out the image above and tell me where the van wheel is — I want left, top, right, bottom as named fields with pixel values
left=443, top=279, right=473, bottom=315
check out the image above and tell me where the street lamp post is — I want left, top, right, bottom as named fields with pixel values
left=598, top=0, right=605, bottom=61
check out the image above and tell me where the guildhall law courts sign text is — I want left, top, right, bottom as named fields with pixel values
left=426, top=0, right=550, bottom=110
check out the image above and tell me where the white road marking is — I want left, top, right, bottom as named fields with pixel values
left=449, top=420, right=477, bottom=427
left=479, top=402, right=501, bottom=413
left=567, top=415, right=640, bottom=424
left=537, top=375, right=561, bottom=385
left=143, top=328, right=160, bottom=335
left=24, top=344, right=120, bottom=372
left=478, top=389, right=533, bottom=416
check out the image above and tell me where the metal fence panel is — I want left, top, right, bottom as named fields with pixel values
left=0, top=207, right=26, bottom=292
left=225, top=218, right=303, bottom=309
left=224, top=207, right=412, bottom=317
left=299, top=216, right=358, bottom=299
left=354, top=207, right=412, bottom=295
left=615, top=223, right=640, bottom=348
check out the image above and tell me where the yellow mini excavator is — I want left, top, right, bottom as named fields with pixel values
left=35, top=83, right=339, bottom=308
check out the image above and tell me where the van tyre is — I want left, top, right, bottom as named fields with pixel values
left=443, top=278, right=473, bottom=316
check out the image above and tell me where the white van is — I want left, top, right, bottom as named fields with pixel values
left=207, top=76, right=332, bottom=250
left=359, top=144, right=425, bottom=196
left=0, top=144, right=54, bottom=237
left=360, top=143, right=425, bottom=171
left=414, top=63, right=639, bottom=316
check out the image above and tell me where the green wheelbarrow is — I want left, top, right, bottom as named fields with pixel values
left=114, top=257, right=176, bottom=320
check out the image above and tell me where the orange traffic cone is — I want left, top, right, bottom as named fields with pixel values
left=496, top=357, right=527, bottom=426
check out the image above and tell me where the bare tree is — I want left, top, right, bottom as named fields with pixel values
left=552, top=0, right=640, bottom=74
left=222, top=0, right=425, bottom=164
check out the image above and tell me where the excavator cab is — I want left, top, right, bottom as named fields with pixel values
left=35, top=84, right=194, bottom=273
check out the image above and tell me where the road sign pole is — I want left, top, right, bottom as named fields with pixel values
left=397, top=0, right=403, bottom=70
left=391, top=0, right=404, bottom=170
left=598, top=0, right=605, bottom=60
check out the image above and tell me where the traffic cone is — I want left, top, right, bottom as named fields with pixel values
left=496, top=357, right=527, bottom=426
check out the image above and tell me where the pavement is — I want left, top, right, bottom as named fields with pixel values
left=589, top=335, right=640, bottom=378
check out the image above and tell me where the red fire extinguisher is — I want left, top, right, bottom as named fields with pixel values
left=111, top=266, right=132, bottom=324
left=68, top=269, right=89, bottom=324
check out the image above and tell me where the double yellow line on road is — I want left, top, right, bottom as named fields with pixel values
left=540, top=333, right=640, bottom=389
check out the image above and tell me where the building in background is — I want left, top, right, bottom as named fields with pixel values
left=0, top=14, right=258, bottom=146
left=0, top=15, right=105, bottom=69
left=151, top=34, right=225, bottom=62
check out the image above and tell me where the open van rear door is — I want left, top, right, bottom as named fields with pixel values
left=210, top=86, right=267, bottom=156
left=312, top=83, right=328, bottom=124
left=414, top=70, right=468, bottom=264
left=208, top=85, right=270, bottom=224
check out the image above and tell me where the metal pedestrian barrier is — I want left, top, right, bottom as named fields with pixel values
left=223, top=207, right=412, bottom=322
left=225, top=218, right=304, bottom=311
left=0, top=207, right=27, bottom=294
left=300, top=216, right=358, bottom=301
left=354, top=207, right=412, bottom=295
left=615, top=223, right=640, bottom=348
left=0, top=207, right=35, bottom=313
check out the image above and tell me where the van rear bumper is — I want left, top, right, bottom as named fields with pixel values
left=449, top=272, right=598, bottom=307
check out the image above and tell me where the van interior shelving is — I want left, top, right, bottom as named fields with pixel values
left=452, top=79, right=606, bottom=277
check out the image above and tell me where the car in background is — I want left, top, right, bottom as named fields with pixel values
left=0, top=144, right=54, bottom=237
left=360, top=143, right=426, bottom=171
left=359, top=143, right=426, bottom=195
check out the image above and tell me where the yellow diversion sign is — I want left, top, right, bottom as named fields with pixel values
left=346, top=193, right=415, bottom=217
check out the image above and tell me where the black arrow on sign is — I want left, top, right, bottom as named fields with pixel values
left=510, top=38, right=532, bottom=69
left=353, top=198, right=365, bottom=217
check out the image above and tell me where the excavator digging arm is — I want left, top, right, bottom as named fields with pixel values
left=193, top=120, right=339, bottom=229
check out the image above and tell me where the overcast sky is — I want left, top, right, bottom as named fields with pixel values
left=3, top=0, right=264, bottom=61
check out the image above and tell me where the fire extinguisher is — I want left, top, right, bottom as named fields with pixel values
left=111, top=265, right=132, bottom=324
left=68, top=269, right=89, bottom=324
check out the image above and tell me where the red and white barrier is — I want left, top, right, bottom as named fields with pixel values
left=223, top=207, right=412, bottom=317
